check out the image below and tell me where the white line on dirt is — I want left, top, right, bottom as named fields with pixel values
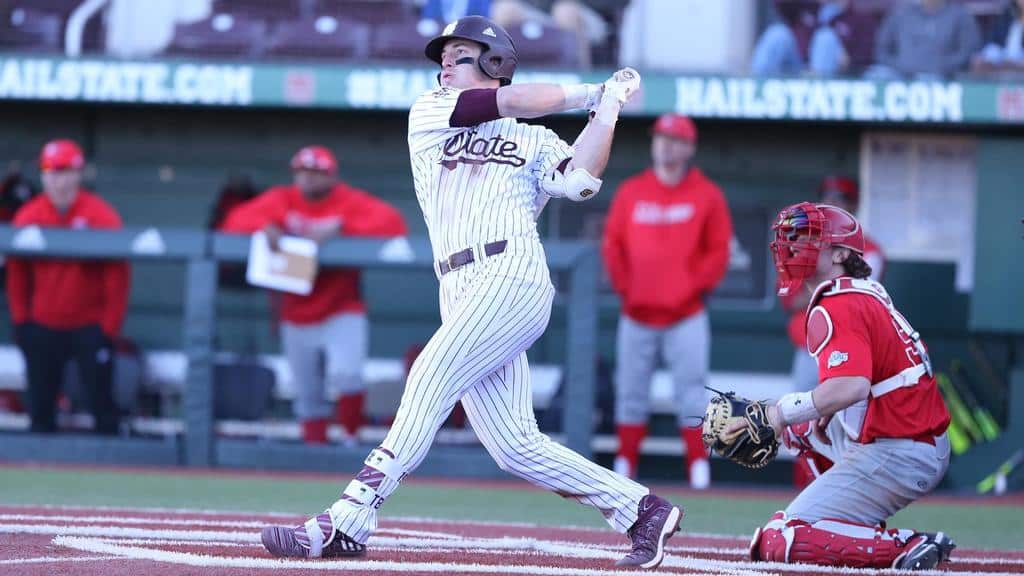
left=2, top=515, right=1018, bottom=575
left=0, top=514, right=456, bottom=540
left=54, top=535, right=764, bottom=576
left=0, top=504, right=749, bottom=541
left=0, top=555, right=117, bottom=565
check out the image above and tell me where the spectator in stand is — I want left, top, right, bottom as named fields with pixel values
left=490, top=0, right=612, bottom=68
left=972, top=0, right=1024, bottom=73
left=780, top=175, right=885, bottom=488
left=222, top=146, right=407, bottom=446
left=752, top=0, right=862, bottom=77
left=7, top=139, right=130, bottom=435
left=751, top=0, right=817, bottom=76
left=421, top=0, right=492, bottom=24
left=602, top=114, right=733, bottom=489
left=870, top=0, right=981, bottom=80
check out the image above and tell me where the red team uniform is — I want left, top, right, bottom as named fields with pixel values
left=223, top=147, right=406, bottom=443
left=752, top=202, right=954, bottom=571
left=223, top=182, right=407, bottom=324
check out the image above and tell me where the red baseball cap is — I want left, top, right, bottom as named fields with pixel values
left=651, top=114, right=697, bottom=143
left=818, top=175, right=859, bottom=203
left=39, top=139, right=85, bottom=172
left=290, top=145, right=337, bottom=174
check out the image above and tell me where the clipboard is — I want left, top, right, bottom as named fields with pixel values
left=245, top=231, right=318, bottom=295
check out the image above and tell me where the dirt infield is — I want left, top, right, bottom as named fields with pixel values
left=1, top=505, right=1022, bottom=576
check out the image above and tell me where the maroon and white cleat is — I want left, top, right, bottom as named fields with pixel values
left=616, top=494, right=683, bottom=569
left=261, top=512, right=366, bottom=559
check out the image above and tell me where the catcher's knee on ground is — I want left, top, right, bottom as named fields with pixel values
left=749, top=511, right=916, bottom=568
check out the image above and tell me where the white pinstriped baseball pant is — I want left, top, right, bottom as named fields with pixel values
left=333, top=239, right=649, bottom=543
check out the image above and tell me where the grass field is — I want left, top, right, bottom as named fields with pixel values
left=1, top=464, right=1021, bottom=550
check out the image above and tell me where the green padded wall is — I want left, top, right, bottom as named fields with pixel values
left=971, top=136, right=1024, bottom=334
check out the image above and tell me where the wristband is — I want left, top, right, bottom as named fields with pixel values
left=563, top=83, right=601, bottom=110
left=776, top=391, right=820, bottom=426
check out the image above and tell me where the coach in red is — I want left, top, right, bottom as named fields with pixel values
left=602, top=114, right=733, bottom=488
left=7, top=139, right=130, bottom=435
left=222, top=145, right=407, bottom=445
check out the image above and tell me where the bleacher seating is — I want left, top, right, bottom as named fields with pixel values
left=315, top=0, right=414, bottom=25
left=166, top=13, right=268, bottom=59
left=212, top=0, right=304, bottom=21
left=0, top=7, right=63, bottom=53
left=265, top=16, right=372, bottom=60
left=507, top=20, right=581, bottom=69
left=369, top=19, right=435, bottom=62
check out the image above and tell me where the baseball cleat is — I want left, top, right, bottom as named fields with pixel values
left=616, top=494, right=683, bottom=569
left=892, top=531, right=956, bottom=570
left=261, top=517, right=367, bottom=559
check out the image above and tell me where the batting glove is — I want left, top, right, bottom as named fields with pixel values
left=602, top=67, right=641, bottom=106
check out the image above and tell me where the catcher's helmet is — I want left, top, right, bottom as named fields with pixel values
left=770, top=202, right=864, bottom=296
left=39, top=139, right=85, bottom=172
left=424, top=16, right=517, bottom=86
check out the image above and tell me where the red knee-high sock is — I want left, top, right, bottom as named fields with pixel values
left=681, top=426, right=707, bottom=468
left=616, top=424, right=647, bottom=475
left=302, top=419, right=329, bottom=444
left=337, top=392, right=366, bottom=438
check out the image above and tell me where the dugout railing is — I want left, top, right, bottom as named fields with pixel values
left=0, top=225, right=600, bottom=476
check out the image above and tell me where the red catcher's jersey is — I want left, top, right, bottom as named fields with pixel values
left=805, top=278, right=950, bottom=444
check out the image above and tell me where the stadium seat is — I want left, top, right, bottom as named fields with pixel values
left=265, top=16, right=372, bottom=60
left=0, top=7, right=62, bottom=53
left=370, top=19, right=437, bottom=62
left=166, top=13, right=268, bottom=59
left=212, top=0, right=303, bottom=21
left=316, top=0, right=413, bottom=24
left=508, top=20, right=580, bottom=68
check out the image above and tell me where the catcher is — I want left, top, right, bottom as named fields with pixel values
left=703, top=202, right=954, bottom=571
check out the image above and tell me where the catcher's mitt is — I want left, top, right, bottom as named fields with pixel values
left=701, top=389, right=779, bottom=469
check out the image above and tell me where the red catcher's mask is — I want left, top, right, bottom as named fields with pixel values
left=770, top=202, right=864, bottom=296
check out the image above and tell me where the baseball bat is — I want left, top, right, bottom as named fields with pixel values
left=937, top=373, right=983, bottom=443
left=950, top=360, right=1001, bottom=441
left=977, top=449, right=1024, bottom=494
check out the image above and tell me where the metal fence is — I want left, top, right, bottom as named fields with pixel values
left=0, top=225, right=599, bottom=476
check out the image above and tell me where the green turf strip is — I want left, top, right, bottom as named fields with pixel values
left=0, top=467, right=1020, bottom=550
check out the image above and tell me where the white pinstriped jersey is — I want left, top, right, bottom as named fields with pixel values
left=408, top=87, right=572, bottom=262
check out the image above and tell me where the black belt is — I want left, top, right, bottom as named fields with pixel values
left=438, top=240, right=508, bottom=275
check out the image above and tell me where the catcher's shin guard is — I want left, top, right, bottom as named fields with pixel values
left=750, top=512, right=933, bottom=569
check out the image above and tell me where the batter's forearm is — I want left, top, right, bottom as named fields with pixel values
left=496, top=83, right=598, bottom=119
left=569, top=117, right=613, bottom=178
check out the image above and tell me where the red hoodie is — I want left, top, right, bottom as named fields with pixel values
left=602, top=167, right=733, bottom=327
left=6, top=190, right=130, bottom=336
left=222, top=183, right=407, bottom=325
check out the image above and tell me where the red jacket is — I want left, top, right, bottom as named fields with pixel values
left=602, top=167, right=733, bottom=327
left=222, top=183, right=407, bottom=325
left=6, top=190, right=130, bottom=336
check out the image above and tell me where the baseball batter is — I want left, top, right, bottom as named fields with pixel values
left=746, top=202, right=954, bottom=570
left=260, top=16, right=682, bottom=569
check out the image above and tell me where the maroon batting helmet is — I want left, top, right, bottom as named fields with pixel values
left=424, top=15, right=518, bottom=86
